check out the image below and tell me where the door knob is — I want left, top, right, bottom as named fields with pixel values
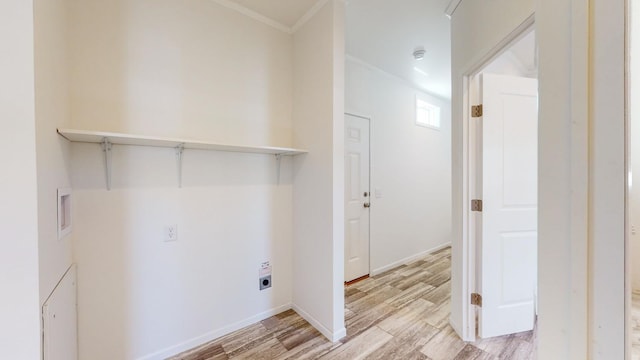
left=364, top=202, right=371, bottom=208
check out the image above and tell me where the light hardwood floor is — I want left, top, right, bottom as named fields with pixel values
left=169, top=247, right=536, bottom=360
left=632, top=292, right=640, bottom=360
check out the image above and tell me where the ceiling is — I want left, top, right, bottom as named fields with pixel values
left=508, top=30, right=537, bottom=76
left=483, top=30, right=537, bottom=78
left=223, top=0, right=452, bottom=99
left=227, top=0, right=320, bottom=28
left=346, top=0, right=452, bottom=99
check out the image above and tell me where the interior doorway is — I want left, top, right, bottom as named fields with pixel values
left=344, top=113, right=372, bottom=283
left=463, top=26, right=539, bottom=341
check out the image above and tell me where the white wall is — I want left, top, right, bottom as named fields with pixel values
left=34, top=0, right=74, bottom=307
left=588, top=0, right=625, bottom=357
left=292, top=0, right=346, bottom=342
left=345, top=57, right=452, bottom=273
left=67, top=1, right=295, bottom=359
left=68, top=0, right=293, bottom=147
left=0, top=0, right=41, bottom=358
left=449, top=0, right=535, bottom=341
left=72, top=151, right=293, bottom=360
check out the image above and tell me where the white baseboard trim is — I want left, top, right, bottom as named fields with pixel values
left=292, top=304, right=346, bottom=342
left=449, top=317, right=471, bottom=342
left=137, top=303, right=292, bottom=360
left=370, top=242, right=452, bottom=276
left=332, top=326, right=347, bottom=342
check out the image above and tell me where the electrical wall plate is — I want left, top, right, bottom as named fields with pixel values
left=57, top=188, right=72, bottom=240
left=259, top=275, right=272, bottom=290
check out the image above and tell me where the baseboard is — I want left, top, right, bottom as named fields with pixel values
left=449, top=318, right=471, bottom=341
left=370, top=242, right=451, bottom=276
left=137, top=303, right=292, bottom=360
left=292, top=304, right=346, bottom=342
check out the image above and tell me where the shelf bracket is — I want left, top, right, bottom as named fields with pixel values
left=175, top=144, right=185, bottom=188
left=101, top=138, right=113, bottom=191
left=275, top=154, right=282, bottom=185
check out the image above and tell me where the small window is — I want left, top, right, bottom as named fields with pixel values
left=416, top=95, right=441, bottom=130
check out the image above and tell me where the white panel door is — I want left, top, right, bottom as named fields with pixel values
left=345, top=114, right=370, bottom=282
left=479, top=73, right=538, bottom=338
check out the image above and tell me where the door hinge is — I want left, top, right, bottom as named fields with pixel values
left=471, top=104, right=483, bottom=118
left=471, top=199, right=483, bottom=212
left=471, top=293, right=483, bottom=307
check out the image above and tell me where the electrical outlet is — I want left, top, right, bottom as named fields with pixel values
left=633, top=225, right=637, bottom=236
left=259, top=261, right=272, bottom=290
left=259, top=275, right=272, bottom=290
left=165, top=225, right=178, bottom=242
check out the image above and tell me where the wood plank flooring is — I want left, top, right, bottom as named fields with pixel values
left=632, top=292, right=640, bottom=360
left=169, top=247, right=536, bottom=360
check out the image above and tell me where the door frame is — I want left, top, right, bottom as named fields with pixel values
left=458, top=16, right=536, bottom=342
left=627, top=1, right=634, bottom=358
left=344, top=112, right=373, bottom=281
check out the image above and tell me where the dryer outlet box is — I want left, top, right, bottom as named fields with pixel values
left=259, top=275, right=272, bottom=290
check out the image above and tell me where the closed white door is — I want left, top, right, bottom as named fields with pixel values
left=345, top=114, right=371, bottom=282
left=478, top=73, right=538, bottom=338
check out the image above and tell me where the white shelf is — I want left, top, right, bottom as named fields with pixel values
left=57, top=128, right=307, bottom=190
left=57, top=128, right=308, bottom=156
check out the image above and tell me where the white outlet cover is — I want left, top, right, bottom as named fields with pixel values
left=260, top=262, right=272, bottom=276
left=375, top=188, right=383, bottom=198
left=165, top=225, right=178, bottom=242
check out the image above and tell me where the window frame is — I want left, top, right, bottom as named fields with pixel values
left=415, top=94, right=441, bottom=130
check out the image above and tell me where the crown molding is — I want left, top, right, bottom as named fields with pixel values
left=211, top=0, right=334, bottom=35
left=210, top=0, right=292, bottom=34
left=445, top=0, right=463, bottom=18
left=291, top=0, right=331, bottom=33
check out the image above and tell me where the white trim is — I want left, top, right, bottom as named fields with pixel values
left=346, top=54, right=451, bottom=103
left=415, top=94, right=442, bottom=130
left=344, top=112, right=372, bottom=121
left=209, top=0, right=292, bottom=34
left=370, top=242, right=452, bottom=276
left=292, top=304, right=346, bottom=342
left=344, top=112, right=373, bottom=283
left=445, top=0, right=463, bottom=18
left=569, top=0, right=589, bottom=357
left=590, top=0, right=626, bottom=357
left=458, top=14, right=535, bottom=343
left=136, top=303, right=292, bottom=360
left=449, top=318, right=464, bottom=339
left=209, top=0, right=333, bottom=35
left=463, top=73, right=479, bottom=342
left=291, top=0, right=331, bottom=33
left=459, top=17, right=536, bottom=78
left=57, top=188, right=72, bottom=240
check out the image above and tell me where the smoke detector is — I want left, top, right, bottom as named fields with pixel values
left=413, top=47, right=426, bottom=60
